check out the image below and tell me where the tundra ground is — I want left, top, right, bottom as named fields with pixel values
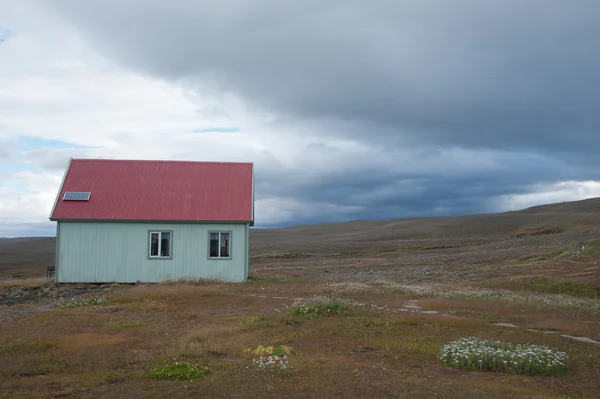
left=1, top=198, right=600, bottom=398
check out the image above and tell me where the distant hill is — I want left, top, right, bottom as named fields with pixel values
left=1, top=197, right=599, bottom=279
left=250, top=197, right=600, bottom=255
left=0, top=237, right=56, bottom=278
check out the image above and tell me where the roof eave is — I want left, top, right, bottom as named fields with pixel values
left=48, top=157, right=72, bottom=221
left=50, top=218, right=254, bottom=224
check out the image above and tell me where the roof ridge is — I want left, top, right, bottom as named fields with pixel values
left=71, top=158, right=253, bottom=165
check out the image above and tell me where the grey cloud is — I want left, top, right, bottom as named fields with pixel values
left=250, top=143, right=587, bottom=225
left=42, top=0, right=600, bottom=152
left=34, top=0, right=600, bottom=226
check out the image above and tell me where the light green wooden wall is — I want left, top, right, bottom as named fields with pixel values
left=56, top=222, right=249, bottom=283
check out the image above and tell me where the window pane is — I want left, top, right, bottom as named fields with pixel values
left=161, top=232, right=171, bottom=257
left=209, top=233, right=219, bottom=257
left=220, top=233, right=230, bottom=257
left=150, top=232, right=159, bottom=256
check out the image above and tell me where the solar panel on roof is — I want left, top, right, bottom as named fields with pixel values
left=63, top=191, right=91, bottom=201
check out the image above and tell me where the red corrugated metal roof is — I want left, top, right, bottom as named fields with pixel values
left=50, top=159, right=254, bottom=223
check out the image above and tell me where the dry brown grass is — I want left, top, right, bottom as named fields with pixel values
left=508, top=225, right=564, bottom=238
left=1, top=279, right=599, bottom=399
left=2, top=199, right=600, bottom=397
left=0, top=278, right=52, bottom=293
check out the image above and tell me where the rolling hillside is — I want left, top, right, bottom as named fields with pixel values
left=1, top=197, right=600, bottom=282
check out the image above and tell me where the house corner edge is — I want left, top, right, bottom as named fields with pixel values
left=49, top=157, right=73, bottom=220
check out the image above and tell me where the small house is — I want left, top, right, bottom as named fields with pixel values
left=49, top=158, right=254, bottom=283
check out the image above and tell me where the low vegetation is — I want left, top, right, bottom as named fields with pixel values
left=0, top=278, right=52, bottom=293
left=439, top=337, right=570, bottom=376
left=3, top=199, right=600, bottom=397
left=286, top=297, right=357, bottom=318
left=55, top=295, right=107, bottom=308
left=575, top=239, right=600, bottom=259
left=146, top=361, right=210, bottom=380
left=161, top=277, right=224, bottom=285
left=251, top=355, right=292, bottom=372
left=0, top=339, right=56, bottom=354
left=506, top=277, right=598, bottom=299
left=510, top=225, right=563, bottom=238
left=1, top=279, right=599, bottom=398
left=245, top=345, right=294, bottom=372
left=375, top=282, right=600, bottom=311
left=243, top=344, right=293, bottom=357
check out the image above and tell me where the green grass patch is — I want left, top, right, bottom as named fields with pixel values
left=286, top=297, right=357, bottom=318
left=439, top=337, right=569, bottom=375
left=103, top=320, right=146, bottom=329
left=146, top=361, right=210, bottom=380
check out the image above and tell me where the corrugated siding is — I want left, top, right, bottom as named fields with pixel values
left=51, top=159, right=253, bottom=222
left=56, top=222, right=248, bottom=283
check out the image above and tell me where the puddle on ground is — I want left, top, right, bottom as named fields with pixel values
left=491, top=322, right=518, bottom=328
left=525, top=328, right=557, bottom=334
left=403, top=299, right=422, bottom=309
left=561, top=335, right=600, bottom=345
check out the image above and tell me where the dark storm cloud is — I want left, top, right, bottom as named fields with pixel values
left=249, top=141, right=587, bottom=226
left=39, top=0, right=600, bottom=224
left=43, top=0, right=600, bottom=151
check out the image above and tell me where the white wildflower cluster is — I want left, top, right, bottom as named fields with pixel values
left=55, top=296, right=107, bottom=309
left=289, top=302, right=319, bottom=316
left=379, top=283, right=434, bottom=297
left=285, top=296, right=355, bottom=317
left=439, top=337, right=569, bottom=375
left=376, top=282, right=600, bottom=311
left=252, top=355, right=292, bottom=371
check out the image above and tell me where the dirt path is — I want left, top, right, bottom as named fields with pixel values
left=229, top=292, right=600, bottom=346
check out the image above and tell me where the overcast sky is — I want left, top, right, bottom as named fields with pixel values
left=1, top=1, right=600, bottom=237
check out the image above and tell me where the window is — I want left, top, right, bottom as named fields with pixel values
left=149, top=231, right=172, bottom=259
left=209, top=232, right=230, bottom=258
left=63, top=191, right=91, bottom=201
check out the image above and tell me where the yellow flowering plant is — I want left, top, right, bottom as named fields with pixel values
left=243, top=344, right=292, bottom=357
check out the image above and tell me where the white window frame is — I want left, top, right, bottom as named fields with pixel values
left=208, top=231, right=232, bottom=259
left=148, top=230, right=173, bottom=259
